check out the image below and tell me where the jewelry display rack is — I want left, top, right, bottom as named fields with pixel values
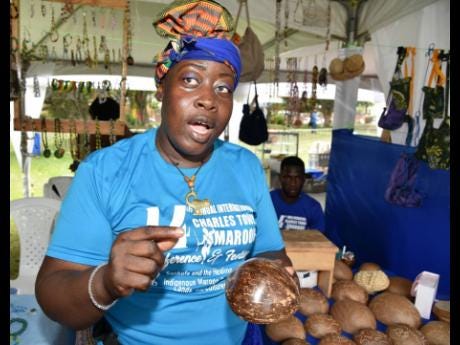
left=12, top=0, right=130, bottom=136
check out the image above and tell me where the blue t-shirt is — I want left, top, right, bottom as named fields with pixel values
left=47, top=128, right=285, bottom=345
left=270, top=189, right=325, bottom=232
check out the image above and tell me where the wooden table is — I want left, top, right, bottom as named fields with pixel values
left=282, top=230, right=339, bottom=297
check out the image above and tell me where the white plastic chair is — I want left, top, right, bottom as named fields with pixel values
left=43, top=176, right=73, bottom=200
left=10, top=197, right=62, bottom=295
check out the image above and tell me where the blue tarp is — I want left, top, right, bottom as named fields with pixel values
left=324, top=129, right=450, bottom=299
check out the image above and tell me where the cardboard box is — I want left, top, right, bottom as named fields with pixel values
left=412, top=271, right=440, bottom=319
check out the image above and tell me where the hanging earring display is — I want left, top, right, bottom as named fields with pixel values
left=109, top=119, right=117, bottom=145
left=310, top=65, right=318, bottom=108
left=41, top=3, right=47, bottom=17
left=126, top=0, right=134, bottom=65
left=33, top=76, right=41, bottom=97
left=50, top=7, right=59, bottom=43
left=41, top=117, right=51, bottom=158
left=95, top=118, right=102, bottom=150
left=54, top=118, right=65, bottom=158
left=69, top=118, right=79, bottom=162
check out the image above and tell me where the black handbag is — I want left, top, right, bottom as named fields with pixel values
left=238, top=81, right=268, bottom=146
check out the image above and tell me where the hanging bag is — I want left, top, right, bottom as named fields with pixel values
left=378, top=47, right=415, bottom=130
left=239, top=81, right=269, bottom=145
left=232, top=0, right=264, bottom=82
left=415, top=51, right=450, bottom=170
left=384, top=116, right=424, bottom=208
left=421, top=49, right=446, bottom=119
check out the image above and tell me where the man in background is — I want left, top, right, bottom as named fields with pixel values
left=270, top=156, right=325, bottom=232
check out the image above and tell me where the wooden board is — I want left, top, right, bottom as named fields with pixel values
left=282, top=230, right=339, bottom=251
left=14, top=117, right=129, bottom=136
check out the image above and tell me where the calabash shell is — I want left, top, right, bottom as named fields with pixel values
left=420, top=321, right=450, bottom=345
left=353, top=328, right=393, bottom=345
left=319, top=334, right=357, bottom=345
left=282, top=338, right=311, bottom=345
left=354, top=270, right=390, bottom=293
left=298, top=288, right=329, bottom=316
left=369, top=292, right=421, bottom=328
left=304, top=313, right=341, bottom=339
left=225, top=258, right=300, bottom=324
left=265, top=315, right=306, bottom=342
left=386, top=324, right=428, bottom=345
left=334, top=260, right=354, bottom=281
left=359, top=262, right=381, bottom=271
left=332, top=280, right=369, bottom=304
left=330, top=299, right=376, bottom=334
left=385, top=276, right=413, bottom=298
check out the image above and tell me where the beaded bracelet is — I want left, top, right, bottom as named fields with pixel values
left=88, top=263, right=118, bottom=311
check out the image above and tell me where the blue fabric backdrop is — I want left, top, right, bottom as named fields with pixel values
left=324, top=129, right=450, bottom=299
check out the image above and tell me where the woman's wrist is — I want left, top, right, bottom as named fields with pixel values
left=88, top=263, right=118, bottom=311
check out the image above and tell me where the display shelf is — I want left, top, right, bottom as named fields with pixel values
left=264, top=130, right=299, bottom=157
left=14, top=117, right=129, bottom=136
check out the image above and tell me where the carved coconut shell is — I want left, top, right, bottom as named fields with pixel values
left=225, top=258, right=300, bottom=324
left=332, top=280, right=369, bottom=304
left=420, top=321, right=450, bottom=345
left=354, top=270, right=390, bottom=294
left=282, top=339, right=311, bottom=345
left=330, top=299, right=376, bottom=334
left=265, top=315, right=306, bottom=342
left=298, top=288, right=329, bottom=316
left=359, top=262, right=381, bottom=271
left=304, top=313, right=341, bottom=339
left=319, top=334, right=357, bottom=345
left=385, top=276, right=413, bottom=298
left=386, top=324, right=428, bottom=345
left=353, top=328, right=393, bottom=345
left=369, top=292, right=421, bottom=328
left=334, top=260, right=354, bottom=281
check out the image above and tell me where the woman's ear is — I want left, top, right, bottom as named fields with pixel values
left=155, top=84, right=163, bottom=101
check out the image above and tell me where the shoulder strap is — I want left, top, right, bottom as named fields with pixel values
left=405, top=47, right=416, bottom=115
left=427, top=49, right=446, bottom=87
left=441, top=50, right=450, bottom=119
left=233, top=0, right=250, bottom=32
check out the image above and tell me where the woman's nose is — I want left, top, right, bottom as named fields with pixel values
left=195, top=87, right=217, bottom=111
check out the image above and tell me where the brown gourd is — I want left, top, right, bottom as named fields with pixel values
left=330, top=298, right=376, bottom=334
left=265, top=315, right=306, bottom=342
left=369, top=292, right=421, bottom=328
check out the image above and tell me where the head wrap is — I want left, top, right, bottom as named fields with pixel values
left=152, top=0, right=241, bottom=88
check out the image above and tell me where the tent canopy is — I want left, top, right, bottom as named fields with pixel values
left=17, top=0, right=441, bottom=90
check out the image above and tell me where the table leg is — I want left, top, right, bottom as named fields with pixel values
left=317, top=270, right=333, bottom=297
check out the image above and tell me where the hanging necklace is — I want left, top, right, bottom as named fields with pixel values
left=159, top=140, right=211, bottom=215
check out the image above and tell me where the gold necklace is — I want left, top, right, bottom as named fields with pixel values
left=159, top=142, right=211, bottom=215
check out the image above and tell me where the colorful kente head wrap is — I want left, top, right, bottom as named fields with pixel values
left=152, top=0, right=241, bottom=89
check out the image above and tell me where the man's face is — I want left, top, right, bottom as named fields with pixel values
left=157, top=59, right=235, bottom=157
left=279, top=166, right=305, bottom=200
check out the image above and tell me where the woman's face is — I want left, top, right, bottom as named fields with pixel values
left=157, top=59, right=235, bottom=160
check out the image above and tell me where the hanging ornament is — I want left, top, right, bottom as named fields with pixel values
left=41, top=117, right=51, bottom=158
left=54, top=118, right=65, bottom=158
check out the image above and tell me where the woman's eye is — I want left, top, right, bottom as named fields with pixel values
left=183, top=76, right=199, bottom=86
left=216, top=84, right=232, bottom=94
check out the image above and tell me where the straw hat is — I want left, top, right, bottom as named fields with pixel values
left=329, top=54, right=365, bottom=81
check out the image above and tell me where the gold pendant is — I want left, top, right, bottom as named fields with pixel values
left=185, top=190, right=211, bottom=215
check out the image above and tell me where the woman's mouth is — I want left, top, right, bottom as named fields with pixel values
left=188, top=119, right=214, bottom=143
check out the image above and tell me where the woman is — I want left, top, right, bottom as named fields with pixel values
left=35, top=1, right=294, bottom=344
